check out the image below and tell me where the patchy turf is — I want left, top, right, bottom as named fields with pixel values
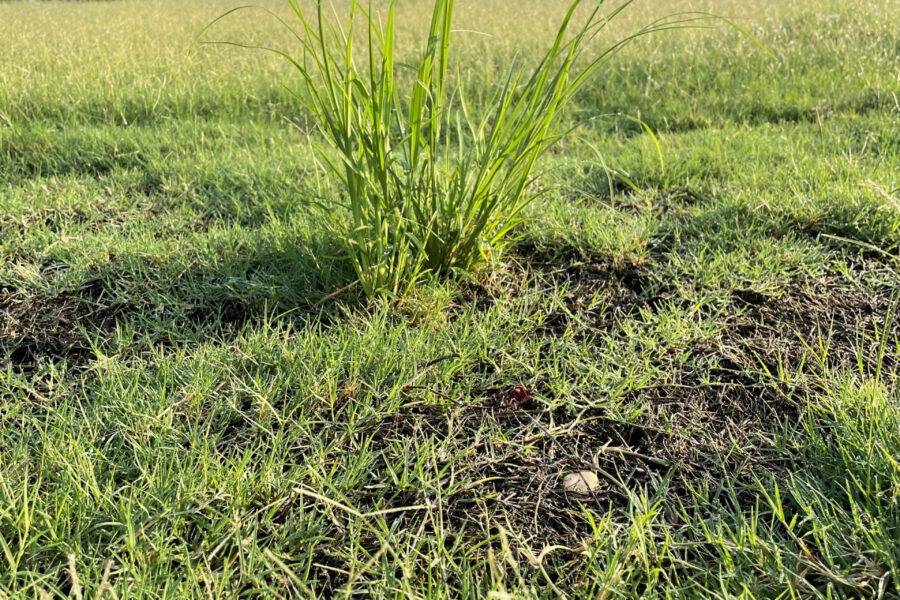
left=1, top=0, right=899, bottom=598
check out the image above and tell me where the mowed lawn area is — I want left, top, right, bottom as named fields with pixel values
left=1, top=0, right=899, bottom=597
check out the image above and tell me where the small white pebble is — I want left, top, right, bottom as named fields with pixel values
left=562, top=471, right=600, bottom=495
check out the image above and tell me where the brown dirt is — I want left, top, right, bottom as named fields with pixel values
left=0, top=279, right=258, bottom=375
left=0, top=280, right=126, bottom=372
left=354, top=270, right=897, bottom=552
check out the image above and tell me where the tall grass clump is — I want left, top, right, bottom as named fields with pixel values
left=203, top=0, right=683, bottom=298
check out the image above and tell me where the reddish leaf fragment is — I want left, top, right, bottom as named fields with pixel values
left=507, top=384, right=532, bottom=410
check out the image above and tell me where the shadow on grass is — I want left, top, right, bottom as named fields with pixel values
left=0, top=231, right=356, bottom=374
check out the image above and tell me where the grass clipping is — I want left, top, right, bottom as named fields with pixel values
left=198, top=0, right=683, bottom=298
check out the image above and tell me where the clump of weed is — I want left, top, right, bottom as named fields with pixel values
left=200, top=0, right=687, bottom=298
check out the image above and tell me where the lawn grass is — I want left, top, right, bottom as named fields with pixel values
left=1, top=0, right=899, bottom=597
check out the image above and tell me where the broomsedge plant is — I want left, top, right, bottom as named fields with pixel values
left=202, top=0, right=705, bottom=298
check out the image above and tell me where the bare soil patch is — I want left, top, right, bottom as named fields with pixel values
left=355, top=272, right=897, bottom=551
left=0, top=280, right=258, bottom=374
left=0, top=280, right=125, bottom=372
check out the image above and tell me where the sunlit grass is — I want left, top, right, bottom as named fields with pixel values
left=0, top=0, right=898, bottom=598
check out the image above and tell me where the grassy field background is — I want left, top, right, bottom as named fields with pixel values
left=1, top=0, right=899, bottom=597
